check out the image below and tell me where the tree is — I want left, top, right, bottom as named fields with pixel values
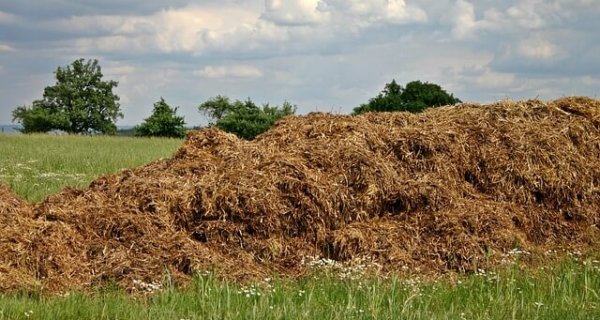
left=11, top=103, right=57, bottom=133
left=134, top=98, right=186, bottom=138
left=199, top=96, right=296, bottom=140
left=352, top=80, right=461, bottom=115
left=197, top=95, right=233, bottom=122
left=12, top=58, right=122, bottom=134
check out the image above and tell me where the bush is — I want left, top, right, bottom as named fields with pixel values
left=353, top=80, right=461, bottom=115
left=199, top=96, right=296, bottom=140
left=134, top=98, right=186, bottom=138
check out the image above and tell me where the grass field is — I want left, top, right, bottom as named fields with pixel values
left=1, top=134, right=599, bottom=319
left=1, top=259, right=599, bottom=319
left=0, top=134, right=183, bottom=203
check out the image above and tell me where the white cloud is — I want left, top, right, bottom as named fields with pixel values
left=104, top=62, right=136, bottom=83
left=506, top=1, right=547, bottom=29
left=152, top=6, right=260, bottom=53
left=261, top=0, right=324, bottom=26
left=387, top=0, right=426, bottom=22
left=318, top=0, right=427, bottom=25
left=29, top=0, right=431, bottom=60
left=450, top=0, right=477, bottom=39
left=195, top=65, right=263, bottom=79
left=0, top=43, right=16, bottom=52
left=447, top=63, right=516, bottom=90
left=475, top=0, right=593, bottom=33
left=517, top=37, right=559, bottom=60
left=1, top=0, right=599, bottom=126
left=580, top=76, right=600, bottom=87
left=472, top=68, right=515, bottom=88
left=54, top=5, right=262, bottom=54
left=197, top=19, right=289, bottom=54
left=0, top=10, right=18, bottom=24
left=464, top=2, right=559, bottom=36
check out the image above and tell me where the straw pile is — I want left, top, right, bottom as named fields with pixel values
left=0, top=185, right=39, bottom=291
left=1, top=96, right=600, bottom=292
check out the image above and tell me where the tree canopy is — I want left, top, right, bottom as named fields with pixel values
left=199, top=95, right=296, bottom=140
left=12, top=58, right=122, bottom=134
left=134, top=98, right=186, bottom=138
left=352, top=80, right=461, bottom=115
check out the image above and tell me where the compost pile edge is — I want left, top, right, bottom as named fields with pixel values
left=1, top=96, right=600, bottom=293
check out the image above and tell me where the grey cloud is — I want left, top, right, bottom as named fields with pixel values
left=490, top=44, right=600, bottom=78
left=1, top=0, right=599, bottom=126
left=424, top=0, right=600, bottom=80
left=0, top=0, right=191, bottom=19
left=260, top=0, right=322, bottom=26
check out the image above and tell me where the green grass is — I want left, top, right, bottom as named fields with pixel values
left=0, top=258, right=599, bottom=319
left=1, top=134, right=600, bottom=319
left=0, top=134, right=183, bottom=202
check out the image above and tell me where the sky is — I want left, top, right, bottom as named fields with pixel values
left=0, top=0, right=599, bottom=126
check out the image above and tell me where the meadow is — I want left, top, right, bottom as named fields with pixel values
left=0, top=134, right=599, bottom=319
left=0, top=258, right=599, bottom=319
left=0, top=134, right=183, bottom=203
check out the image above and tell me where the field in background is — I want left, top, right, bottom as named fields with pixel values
left=0, top=134, right=599, bottom=319
left=0, top=134, right=183, bottom=203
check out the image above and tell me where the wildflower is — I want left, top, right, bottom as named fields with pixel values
left=132, top=279, right=162, bottom=292
left=238, top=285, right=261, bottom=297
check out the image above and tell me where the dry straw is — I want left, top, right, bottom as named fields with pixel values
left=1, top=97, right=600, bottom=293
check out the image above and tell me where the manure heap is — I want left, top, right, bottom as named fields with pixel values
left=2, top=97, right=600, bottom=292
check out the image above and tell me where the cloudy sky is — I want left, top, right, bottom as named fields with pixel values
left=0, top=0, right=598, bottom=126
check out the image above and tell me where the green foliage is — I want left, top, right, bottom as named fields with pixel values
left=11, top=58, right=122, bottom=134
left=353, top=80, right=461, bottom=115
left=11, top=104, right=57, bottom=133
left=197, top=95, right=233, bottom=121
left=199, top=96, right=296, bottom=140
left=134, top=98, right=186, bottom=138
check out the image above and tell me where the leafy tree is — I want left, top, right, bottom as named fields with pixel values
left=199, top=96, right=296, bottom=140
left=353, top=80, right=461, bottom=115
left=353, top=80, right=405, bottom=114
left=197, top=95, right=233, bottom=122
left=12, top=58, right=122, bottom=134
left=134, top=98, right=186, bottom=138
left=12, top=103, right=57, bottom=133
